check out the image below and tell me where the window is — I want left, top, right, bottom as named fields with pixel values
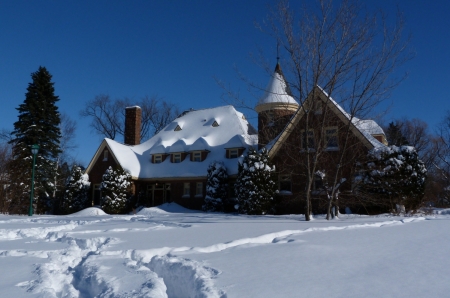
left=314, top=101, right=323, bottom=115
left=314, top=176, right=324, bottom=191
left=325, top=127, right=338, bottom=149
left=103, top=150, right=108, bottom=161
left=173, top=153, right=181, bottom=163
left=301, top=129, right=315, bottom=150
left=93, top=184, right=101, bottom=205
left=196, top=182, right=203, bottom=197
left=229, top=148, right=239, bottom=159
left=279, top=175, right=292, bottom=195
left=183, top=183, right=190, bottom=197
left=192, top=151, right=201, bottom=162
left=267, top=110, right=274, bottom=123
left=212, top=121, right=219, bottom=127
left=174, top=125, right=182, bottom=131
left=154, top=154, right=162, bottom=163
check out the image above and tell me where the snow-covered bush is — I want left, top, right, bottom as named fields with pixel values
left=61, top=165, right=90, bottom=214
left=203, top=161, right=228, bottom=212
left=101, top=166, right=131, bottom=214
left=234, top=148, right=278, bottom=215
left=358, top=145, right=427, bottom=212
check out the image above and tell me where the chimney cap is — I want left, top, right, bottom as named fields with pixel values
left=125, top=106, right=141, bottom=110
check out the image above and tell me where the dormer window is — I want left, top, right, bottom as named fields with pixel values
left=154, top=154, right=162, bottom=164
left=192, top=151, right=201, bottom=162
left=174, top=125, right=182, bottom=131
left=226, top=148, right=243, bottom=159
left=172, top=153, right=182, bottom=163
left=229, top=149, right=239, bottom=158
left=212, top=121, right=219, bottom=127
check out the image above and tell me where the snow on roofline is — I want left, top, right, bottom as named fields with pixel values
left=99, top=105, right=258, bottom=179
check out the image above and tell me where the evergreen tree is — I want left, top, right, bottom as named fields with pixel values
left=385, top=122, right=408, bottom=146
left=101, top=166, right=131, bottom=214
left=234, top=148, right=278, bottom=215
left=61, top=165, right=90, bottom=214
left=203, top=161, right=228, bottom=212
left=8, top=67, right=61, bottom=214
left=358, top=145, right=427, bottom=212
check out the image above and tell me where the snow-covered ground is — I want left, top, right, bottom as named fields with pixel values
left=1, top=204, right=449, bottom=298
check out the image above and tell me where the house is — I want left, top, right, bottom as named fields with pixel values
left=86, top=63, right=387, bottom=213
left=85, top=105, right=258, bottom=210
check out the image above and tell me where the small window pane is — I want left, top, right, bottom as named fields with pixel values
left=183, top=183, right=190, bottom=196
left=193, top=152, right=201, bottom=162
left=279, top=175, right=292, bottom=192
left=196, top=182, right=203, bottom=196
left=173, top=153, right=181, bottom=163
left=302, top=130, right=315, bottom=149
left=154, top=155, right=162, bottom=163
left=229, top=149, right=239, bottom=158
left=325, top=127, right=338, bottom=149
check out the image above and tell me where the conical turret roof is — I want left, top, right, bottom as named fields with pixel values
left=256, top=63, right=298, bottom=111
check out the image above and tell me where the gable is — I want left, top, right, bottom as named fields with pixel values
left=85, top=140, right=124, bottom=183
left=267, top=86, right=384, bottom=157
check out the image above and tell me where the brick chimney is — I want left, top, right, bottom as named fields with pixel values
left=124, top=106, right=142, bottom=145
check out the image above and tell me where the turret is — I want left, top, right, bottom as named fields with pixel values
left=256, top=63, right=298, bottom=148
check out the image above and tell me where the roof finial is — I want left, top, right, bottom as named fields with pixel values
left=276, top=41, right=280, bottom=64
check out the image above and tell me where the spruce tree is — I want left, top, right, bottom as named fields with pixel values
left=385, top=122, right=408, bottom=146
left=61, top=165, right=90, bottom=214
left=101, top=166, right=131, bottom=214
left=203, top=161, right=228, bottom=212
left=359, top=145, right=427, bottom=212
left=8, top=67, right=61, bottom=214
left=234, top=148, right=278, bottom=215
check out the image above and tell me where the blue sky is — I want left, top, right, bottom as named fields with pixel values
left=1, top=0, right=449, bottom=166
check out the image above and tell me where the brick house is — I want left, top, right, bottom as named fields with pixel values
left=85, top=105, right=258, bottom=210
left=86, top=63, right=387, bottom=213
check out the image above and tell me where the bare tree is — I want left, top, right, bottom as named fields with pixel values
left=80, top=95, right=180, bottom=143
left=0, top=142, right=12, bottom=213
left=52, top=113, right=78, bottom=207
left=259, top=0, right=411, bottom=220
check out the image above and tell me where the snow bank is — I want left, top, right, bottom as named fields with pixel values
left=137, top=203, right=199, bottom=215
left=70, top=207, right=108, bottom=216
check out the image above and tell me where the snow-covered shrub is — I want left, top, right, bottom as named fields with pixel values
left=203, top=161, right=228, bottom=212
left=101, top=166, right=131, bottom=214
left=358, top=145, right=427, bottom=212
left=61, top=165, right=90, bottom=214
left=234, top=148, right=278, bottom=215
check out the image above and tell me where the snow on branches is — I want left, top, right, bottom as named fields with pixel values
left=203, top=161, right=229, bottom=212
left=61, top=165, right=90, bottom=214
left=358, top=145, right=427, bottom=212
left=101, top=166, right=131, bottom=214
left=235, top=148, right=278, bottom=215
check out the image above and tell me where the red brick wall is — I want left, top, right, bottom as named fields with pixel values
left=258, top=109, right=295, bottom=148
left=124, top=106, right=142, bottom=145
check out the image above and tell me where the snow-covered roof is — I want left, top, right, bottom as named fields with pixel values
left=101, top=105, right=258, bottom=179
left=256, top=64, right=298, bottom=107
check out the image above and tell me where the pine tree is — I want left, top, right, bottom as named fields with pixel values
left=61, top=165, right=90, bottom=214
left=358, top=145, right=427, bottom=212
left=234, top=148, right=278, bottom=215
left=8, top=67, right=61, bottom=214
left=385, top=122, right=408, bottom=146
left=101, top=166, right=131, bottom=214
left=203, top=161, right=228, bottom=212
